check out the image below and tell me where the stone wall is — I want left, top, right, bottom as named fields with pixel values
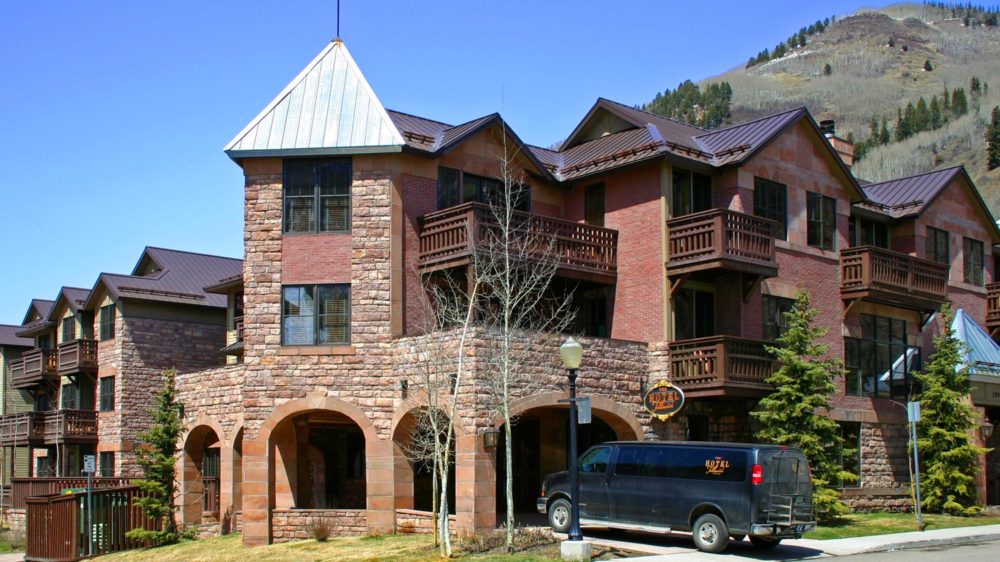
left=177, top=364, right=245, bottom=440
left=395, top=509, right=456, bottom=534
left=270, top=509, right=367, bottom=542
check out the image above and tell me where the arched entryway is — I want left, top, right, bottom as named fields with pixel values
left=182, top=424, right=222, bottom=524
left=493, top=394, right=642, bottom=524
left=270, top=410, right=367, bottom=509
left=392, top=408, right=455, bottom=514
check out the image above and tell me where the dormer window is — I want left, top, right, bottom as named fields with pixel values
left=436, top=167, right=530, bottom=212
left=283, top=158, right=352, bottom=234
left=61, top=317, right=76, bottom=343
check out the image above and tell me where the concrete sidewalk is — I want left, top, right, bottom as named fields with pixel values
left=592, top=524, right=1000, bottom=560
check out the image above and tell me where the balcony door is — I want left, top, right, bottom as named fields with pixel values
left=671, top=169, right=712, bottom=218
left=674, top=287, right=715, bottom=340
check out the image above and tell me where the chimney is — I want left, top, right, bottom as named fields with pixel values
left=819, top=119, right=854, bottom=167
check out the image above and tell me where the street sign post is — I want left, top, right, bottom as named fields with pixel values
left=83, top=454, right=96, bottom=555
left=906, top=401, right=923, bottom=530
left=578, top=397, right=591, bottom=424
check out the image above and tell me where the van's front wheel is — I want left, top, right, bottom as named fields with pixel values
left=548, top=498, right=572, bottom=533
left=692, top=514, right=729, bottom=553
left=749, top=536, right=782, bottom=548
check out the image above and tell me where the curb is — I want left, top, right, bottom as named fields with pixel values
left=856, top=531, right=1000, bottom=555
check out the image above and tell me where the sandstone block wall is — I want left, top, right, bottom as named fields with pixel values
left=270, top=509, right=367, bottom=542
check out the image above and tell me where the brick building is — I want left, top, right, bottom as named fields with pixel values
left=3, top=38, right=1000, bottom=545
left=162, top=39, right=1000, bottom=545
left=0, top=247, right=239, bottom=529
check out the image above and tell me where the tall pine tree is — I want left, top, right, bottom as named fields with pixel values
left=126, top=368, right=184, bottom=544
left=914, top=305, right=987, bottom=515
left=987, top=105, right=1000, bottom=171
left=752, top=290, right=853, bottom=519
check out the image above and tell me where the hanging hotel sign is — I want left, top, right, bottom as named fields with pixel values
left=643, top=380, right=685, bottom=421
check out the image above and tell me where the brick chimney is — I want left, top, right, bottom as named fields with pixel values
left=820, top=119, right=855, bottom=167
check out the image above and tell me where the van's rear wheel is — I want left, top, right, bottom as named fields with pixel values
left=749, top=536, right=782, bottom=549
left=548, top=498, right=572, bottom=533
left=692, top=514, right=729, bottom=553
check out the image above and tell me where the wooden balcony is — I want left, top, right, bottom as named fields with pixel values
left=9, top=358, right=25, bottom=386
left=235, top=316, right=245, bottom=342
left=988, top=283, right=1000, bottom=337
left=13, top=348, right=58, bottom=389
left=668, top=336, right=775, bottom=398
left=57, top=338, right=98, bottom=376
left=42, top=409, right=98, bottom=444
left=417, top=202, right=618, bottom=284
left=841, top=246, right=949, bottom=313
left=667, top=209, right=778, bottom=278
left=0, top=412, right=46, bottom=446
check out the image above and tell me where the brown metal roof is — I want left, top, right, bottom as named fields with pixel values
left=597, top=98, right=707, bottom=151
left=21, top=299, right=53, bottom=326
left=862, top=167, right=963, bottom=217
left=560, top=127, right=663, bottom=180
left=695, top=108, right=805, bottom=166
left=0, top=324, right=32, bottom=348
left=87, top=247, right=242, bottom=310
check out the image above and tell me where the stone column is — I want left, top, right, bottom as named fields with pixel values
left=366, top=438, right=396, bottom=534
left=454, top=432, right=495, bottom=535
left=240, top=437, right=270, bottom=546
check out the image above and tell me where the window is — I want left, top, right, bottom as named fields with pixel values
left=99, top=452, right=115, bottom=477
left=850, top=217, right=889, bottom=248
left=845, top=314, right=920, bottom=399
left=762, top=295, right=795, bottom=341
left=61, top=384, right=80, bottom=410
left=614, top=446, right=644, bottom=477
left=578, top=287, right=609, bottom=337
left=283, top=158, right=352, bottom=234
left=61, top=317, right=76, bottom=343
left=282, top=285, right=351, bottom=345
left=436, top=166, right=530, bottom=212
left=671, top=170, right=712, bottom=217
left=99, top=377, right=115, bottom=412
left=753, top=177, right=787, bottom=239
left=203, top=449, right=221, bottom=478
left=674, top=288, right=714, bottom=340
left=668, top=448, right=748, bottom=482
left=807, top=192, right=836, bottom=250
left=964, top=237, right=984, bottom=286
left=99, top=304, right=115, bottom=341
left=839, top=422, right=861, bottom=488
left=585, top=183, right=605, bottom=227
left=926, top=227, right=949, bottom=265
left=578, top=446, right=611, bottom=474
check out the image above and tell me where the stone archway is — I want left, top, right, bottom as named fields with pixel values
left=242, top=393, right=393, bottom=546
left=181, top=421, right=224, bottom=525
left=391, top=406, right=458, bottom=514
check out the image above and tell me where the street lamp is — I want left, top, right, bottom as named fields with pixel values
left=982, top=419, right=994, bottom=442
left=560, top=337, right=584, bottom=542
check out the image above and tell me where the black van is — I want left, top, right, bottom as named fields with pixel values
left=537, top=441, right=816, bottom=553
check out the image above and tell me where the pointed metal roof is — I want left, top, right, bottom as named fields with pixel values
left=952, top=308, right=1000, bottom=378
left=226, top=39, right=403, bottom=160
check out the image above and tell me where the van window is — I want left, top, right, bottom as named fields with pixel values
left=670, top=448, right=747, bottom=482
left=614, top=446, right=644, bottom=476
left=641, top=447, right=672, bottom=478
left=580, top=447, right=611, bottom=474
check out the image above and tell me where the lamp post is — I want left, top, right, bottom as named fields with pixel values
left=560, top=337, right=584, bottom=542
left=982, top=419, right=994, bottom=443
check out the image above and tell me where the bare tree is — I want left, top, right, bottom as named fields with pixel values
left=402, top=270, right=480, bottom=557
left=472, top=127, right=576, bottom=550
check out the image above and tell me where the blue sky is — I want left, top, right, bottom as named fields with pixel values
left=0, top=0, right=891, bottom=323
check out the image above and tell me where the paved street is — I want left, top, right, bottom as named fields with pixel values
left=833, top=538, right=1000, bottom=561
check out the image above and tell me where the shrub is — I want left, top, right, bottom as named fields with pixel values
left=458, top=526, right=554, bottom=554
left=308, top=520, right=332, bottom=542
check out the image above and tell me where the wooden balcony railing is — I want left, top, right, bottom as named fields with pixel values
left=26, top=486, right=159, bottom=561
left=988, top=283, right=1000, bottom=334
left=841, top=246, right=949, bottom=311
left=9, top=358, right=25, bottom=385
left=11, top=477, right=130, bottom=510
left=234, top=316, right=245, bottom=342
left=418, top=202, right=618, bottom=283
left=667, top=209, right=778, bottom=277
left=14, top=348, right=58, bottom=388
left=0, top=412, right=46, bottom=446
left=203, top=476, right=221, bottom=516
left=57, top=338, right=98, bottom=376
left=42, top=409, right=98, bottom=444
left=668, top=336, right=775, bottom=397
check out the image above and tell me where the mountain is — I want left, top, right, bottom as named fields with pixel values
left=647, top=3, right=1000, bottom=211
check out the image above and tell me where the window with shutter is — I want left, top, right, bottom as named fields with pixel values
left=753, top=177, right=787, bottom=239
left=807, top=192, right=836, bottom=250
left=99, top=304, right=115, bottom=341
left=964, top=237, right=984, bottom=286
left=61, top=317, right=76, bottom=343
left=282, top=284, right=351, bottom=346
left=926, top=227, right=950, bottom=265
left=99, top=377, right=115, bottom=412
left=283, top=159, right=352, bottom=233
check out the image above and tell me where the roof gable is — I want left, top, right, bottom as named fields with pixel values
left=226, top=39, right=403, bottom=160
left=561, top=98, right=706, bottom=153
left=47, top=287, right=91, bottom=322
left=21, top=299, right=53, bottom=326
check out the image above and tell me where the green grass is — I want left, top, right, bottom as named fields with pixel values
left=0, top=527, right=24, bottom=553
left=95, top=532, right=635, bottom=561
left=805, top=512, right=1000, bottom=540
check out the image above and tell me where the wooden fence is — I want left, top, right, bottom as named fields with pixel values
left=11, top=477, right=130, bottom=510
left=25, top=486, right=159, bottom=562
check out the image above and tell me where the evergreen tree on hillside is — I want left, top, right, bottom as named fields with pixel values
left=930, top=96, right=943, bottom=129
left=880, top=118, right=892, bottom=145
left=644, top=80, right=732, bottom=129
left=987, top=105, right=1000, bottom=171
left=970, top=76, right=982, bottom=99
left=952, top=87, right=969, bottom=116
left=915, top=97, right=931, bottom=132
left=752, top=290, right=853, bottom=520
left=914, top=305, right=988, bottom=515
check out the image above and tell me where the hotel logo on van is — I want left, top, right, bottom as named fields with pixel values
left=643, top=380, right=685, bottom=421
left=705, top=456, right=731, bottom=476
